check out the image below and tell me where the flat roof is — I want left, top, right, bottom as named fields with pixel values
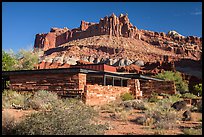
left=2, top=67, right=164, bottom=81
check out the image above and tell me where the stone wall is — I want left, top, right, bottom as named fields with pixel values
left=127, top=79, right=142, bottom=99
left=84, top=85, right=130, bottom=106
left=9, top=73, right=86, bottom=95
left=140, top=80, right=176, bottom=97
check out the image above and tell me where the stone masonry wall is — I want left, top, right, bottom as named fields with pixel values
left=127, top=79, right=142, bottom=99
left=140, top=80, right=176, bottom=97
left=84, top=85, right=130, bottom=106
left=9, top=73, right=86, bottom=95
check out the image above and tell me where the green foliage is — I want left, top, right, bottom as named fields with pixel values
left=2, top=50, right=18, bottom=71
left=2, top=90, right=27, bottom=109
left=15, top=49, right=39, bottom=70
left=2, top=49, right=40, bottom=71
left=182, top=127, right=202, bottom=135
left=181, top=93, right=198, bottom=99
left=120, top=92, right=134, bottom=101
left=148, top=92, right=160, bottom=103
left=11, top=99, right=106, bottom=135
left=197, top=101, right=202, bottom=113
left=2, top=90, right=106, bottom=135
left=131, top=100, right=147, bottom=110
left=193, top=83, right=202, bottom=96
left=25, top=90, right=60, bottom=110
left=155, top=71, right=188, bottom=93
left=110, top=110, right=130, bottom=121
left=145, top=95, right=181, bottom=129
left=2, top=111, right=17, bottom=135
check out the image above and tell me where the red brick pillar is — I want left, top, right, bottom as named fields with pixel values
left=78, top=73, right=86, bottom=91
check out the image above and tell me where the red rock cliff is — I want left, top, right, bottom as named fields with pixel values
left=34, top=13, right=140, bottom=51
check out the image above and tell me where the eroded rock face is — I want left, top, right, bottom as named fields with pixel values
left=34, top=13, right=202, bottom=74
left=140, top=29, right=202, bottom=60
left=34, top=13, right=140, bottom=51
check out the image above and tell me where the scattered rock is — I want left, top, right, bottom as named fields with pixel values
left=171, top=100, right=187, bottom=111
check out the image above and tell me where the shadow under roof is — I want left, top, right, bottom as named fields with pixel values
left=2, top=67, right=164, bottom=81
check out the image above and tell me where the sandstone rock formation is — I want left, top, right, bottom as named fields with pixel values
left=34, top=13, right=140, bottom=51
left=34, top=13, right=202, bottom=84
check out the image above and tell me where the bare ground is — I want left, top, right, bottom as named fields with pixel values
left=2, top=108, right=202, bottom=135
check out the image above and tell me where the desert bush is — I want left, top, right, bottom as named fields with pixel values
left=145, top=98, right=181, bottom=129
left=148, top=96, right=159, bottom=103
left=110, top=110, right=130, bottom=121
left=148, top=92, right=160, bottom=103
left=2, top=90, right=25, bottom=109
left=153, top=130, right=165, bottom=135
left=2, top=111, right=16, bottom=135
left=182, top=127, right=202, bottom=135
left=120, top=92, right=134, bottom=101
left=155, top=71, right=188, bottom=94
left=193, top=83, right=202, bottom=96
left=166, top=94, right=182, bottom=104
left=12, top=99, right=106, bottom=135
left=99, top=101, right=123, bottom=113
left=132, top=100, right=147, bottom=110
left=197, top=100, right=202, bottom=112
left=181, top=93, right=198, bottom=99
left=25, top=90, right=61, bottom=110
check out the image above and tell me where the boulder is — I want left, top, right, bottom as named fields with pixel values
left=124, top=59, right=133, bottom=66
left=63, top=57, right=77, bottom=65
left=45, top=57, right=53, bottom=63
left=133, top=60, right=144, bottom=67
left=171, top=100, right=187, bottom=111
left=182, top=110, right=191, bottom=121
left=53, top=56, right=64, bottom=64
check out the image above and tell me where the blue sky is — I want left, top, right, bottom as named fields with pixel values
left=2, top=2, right=202, bottom=53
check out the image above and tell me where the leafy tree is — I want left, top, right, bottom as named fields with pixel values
left=2, top=49, right=40, bottom=71
left=155, top=71, right=188, bottom=94
left=15, top=49, right=39, bottom=70
left=2, top=50, right=18, bottom=71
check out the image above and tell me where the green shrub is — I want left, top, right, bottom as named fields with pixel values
left=2, top=90, right=25, bottom=109
left=165, top=94, right=182, bottom=104
left=197, top=101, right=202, bottom=112
left=110, top=110, right=130, bottom=121
left=99, top=101, right=123, bottom=113
left=148, top=96, right=159, bottom=103
left=155, top=71, right=188, bottom=94
left=148, top=92, right=159, bottom=103
left=2, top=111, right=16, bottom=135
left=132, top=100, right=147, bottom=110
left=2, top=50, right=18, bottom=71
left=120, top=92, right=134, bottom=101
left=193, top=83, right=202, bottom=96
left=11, top=99, right=106, bottom=135
left=25, top=90, right=61, bottom=110
left=182, top=127, right=202, bottom=135
left=145, top=97, right=181, bottom=129
left=181, top=93, right=198, bottom=99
